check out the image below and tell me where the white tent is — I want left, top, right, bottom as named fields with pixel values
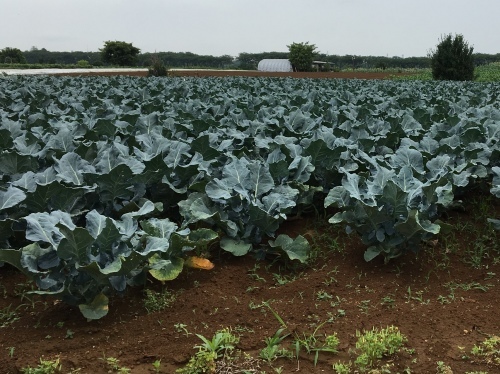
left=257, top=59, right=293, bottom=72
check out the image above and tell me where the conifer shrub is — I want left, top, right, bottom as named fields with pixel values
left=429, top=33, right=475, bottom=81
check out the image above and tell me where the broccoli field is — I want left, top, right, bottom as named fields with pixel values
left=0, top=74, right=499, bottom=373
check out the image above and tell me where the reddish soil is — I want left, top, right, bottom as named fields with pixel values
left=1, top=189, right=499, bottom=374
left=168, top=71, right=413, bottom=80
left=54, top=69, right=412, bottom=80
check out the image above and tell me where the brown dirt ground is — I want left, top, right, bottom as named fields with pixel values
left=54, top=69, right=413, bottom=80
left=1, top=191, right=499, bottom=374
left=0, top=71, right=498, bottom=374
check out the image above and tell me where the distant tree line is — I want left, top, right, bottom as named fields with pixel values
left=138, top=52, right=234, bottom=68
left=16, top=47, right=234, bottom=68
left=233, top=51, right=500, bottom=70
left=2, top=46, right=499, bottom=70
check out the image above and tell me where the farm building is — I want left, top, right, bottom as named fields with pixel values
left=257, top=59, right=293, bottom=72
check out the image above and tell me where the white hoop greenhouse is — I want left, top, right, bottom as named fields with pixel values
left=257, top=59, right=293, bottom=72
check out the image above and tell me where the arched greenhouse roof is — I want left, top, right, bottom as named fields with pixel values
left=257, top=59, right=293, bottom=72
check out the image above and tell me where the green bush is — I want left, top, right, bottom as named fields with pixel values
left=429, top=33, right=475, bottom=81
left=100, top=40, right=140, bottom=66
left=76, top=60, right=91, bottom=68
left=148, top=55, right=169, bottom=77
left=287, top=42, right=317, bottom=72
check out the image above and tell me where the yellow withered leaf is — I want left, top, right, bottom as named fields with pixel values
left=184, top=256, right=214, bottom=270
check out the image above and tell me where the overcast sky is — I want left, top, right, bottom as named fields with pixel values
left=1, top=0, right=499, bottom=57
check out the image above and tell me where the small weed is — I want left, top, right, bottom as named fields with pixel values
left=333, top=361, right=352, bottom=374
left=259, top=328, right=292, bottom=362
left=322, top=276, right=337, bottom=286
left=272, top=272, right=298, bottom=286
left=195, top=328, right=239, bottom=355
left=152, top=359, right=162, bottom=373
left=177, top=328, right=239, bottom=374
left=247, top=263, right=266, bottom=282
left=406, top=287, right=429, bottom=304
left=380, top=295, right=396, bottom=308
left=446, top=281, right=491, bottom=294
left=437, top=294, right=453, bottom=304
left=485, top=272, right=496, bottom=280
left=326, top=309, right=346, bottom=322
left=245, top=285, right=260, bottom=293
left=174, top=323, right=192, bottom=337
left=21, top=357, right=62, bottom=374
left=100, top=356, right=130, bottom=373
left=412, top=290, right=430, bottom=304
left=436, top=360, right=453, bottom=374
left=323, top=267, right=339, bottom=286
left=358, top=300, right=371, bottom=315
left=293, top=322, right=340, bottom=366
left=143, top=288, right=176, bottom=313
left=329, top=295, right=345, bottom=308
left=316, top=290, right=333, bottom=301
left=465, top=238, right=491, bottom=268
left=0, top=304, right=21, bottom=328
left=470, top=335, right=500, bottom=366
left=354, top=326, right=407, bottom=370
left=6, top=346, right=15, bottom=358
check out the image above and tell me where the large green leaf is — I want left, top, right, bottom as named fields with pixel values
left=163, top=141, right=191, bottom=169
left=0, top=186, right=26, bottom=210
left=178, top=193, right=217, bottom=226
left=79, top=293, right=109, bottom=320
left=395, top=210, right=440, bottom=239
left=303, top=139, right=343, bottom=169
left=0, top=248, right=25, bottom=275
left=148, top=255, right=184, bottom=281
left=24, top=211, right=75, bottom=247
left=86, top=163, right=135, bottom=201
left=245, top=162, right=275, bottom=199
left=54, top=152, right=95, bottom=185
left=289, top=156, right=314, bottom=183
left=220, top=237, right=252, bottom=256
left=23, top=181, right=89, bottom=213
left=57, top=226, right=95, bottom=262
left=141, top=218, right=177, bottom=238
left=248, top=204, right=280, bottom=236
left=0, top=152, right=38, bottom=175
left=268, top=234, right=310, bottom=263
left=191, top=134, right=221, bottom=161
left=341, top=172, right=376, bottom=206
left=391, top=146, right=425, bottom=174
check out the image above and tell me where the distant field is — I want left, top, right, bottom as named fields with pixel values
left=2, top=63, right=499, bottom=81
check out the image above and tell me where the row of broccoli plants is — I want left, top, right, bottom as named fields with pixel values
left=0, top=75, right=498, bottom=318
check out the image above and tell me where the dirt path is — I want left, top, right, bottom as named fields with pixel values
left=1, top=68, right=412, bottom=79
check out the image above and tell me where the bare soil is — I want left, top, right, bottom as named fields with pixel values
left=1, top=188, right=499, bottom=374
left=53, top=69, right=413, bottom=80
left=0, top=71, right=498, bottom=374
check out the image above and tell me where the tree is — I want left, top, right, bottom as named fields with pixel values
left=0, top=47, right=26, bottom=64
left=100, top=41, right=140, bottom=66
left=287, top=42, right=317, bottom=72
left=429, top=34, right=475, bottom=81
